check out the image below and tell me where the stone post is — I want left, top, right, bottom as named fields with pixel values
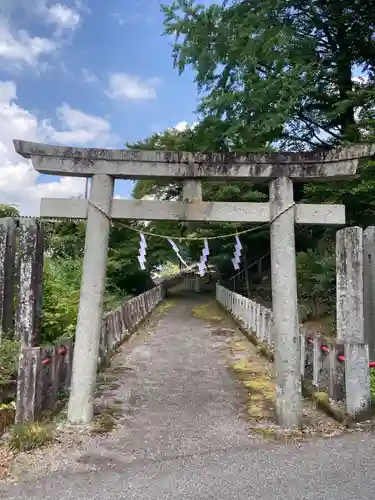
left=363, top=226, right=375, bottom=362
left=269, top=176, right=302, bottom=428
left=15, top=219, right=44, bottom=346
left=0, top=220, right=8, bottom=339
left=0, top=218, right=17, bottom=339
left=15, top=346, right=42, bottom=423
left=336, top=227, right=371, bottom=421
left=3, top=218, right=17, bottom=337
left=67, top=174, right=114, bottom=425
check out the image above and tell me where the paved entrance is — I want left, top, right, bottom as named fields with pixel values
left=1, top=298, right=375, bottom=499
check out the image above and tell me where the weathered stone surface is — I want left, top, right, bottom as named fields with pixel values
left=0, top=218, right=17, bottom=339
left=344, top=342, right=372, bottom=422
left=40, top=198, right=346, bottom=224
left=3, top=218, right=17, bottom=337
left=336, top=227, right=364, bottom=343
left=15, top=139, right=375, bottom=181
left=363, top=226, right=375, bottom=361
left=0, top=220, right=7, bottom=339
left=14, top=219, right=44, bottom=346
left=336, top=227, right=371, bottom=420
left=269, top=176, right=302, bottom=428
left=15, top=347, right=41, bottom=423
left=67, top=174, right=114, bottom=425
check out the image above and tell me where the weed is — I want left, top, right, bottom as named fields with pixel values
left=8, top=422, right=54, bottom=452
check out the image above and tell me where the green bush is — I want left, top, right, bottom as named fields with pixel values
left=0, top=340, right=20, bottom=383
left=41, top=257, right=82, bottom=344
left=42, top=256, right=129, bottom=345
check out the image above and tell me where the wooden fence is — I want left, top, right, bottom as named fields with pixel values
left=216, top=283, right=372, bottom=421
left=15, top=285, right=164, bottom=423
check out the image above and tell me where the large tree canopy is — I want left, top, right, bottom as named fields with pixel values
left=162, top=0, right=375, bottom=149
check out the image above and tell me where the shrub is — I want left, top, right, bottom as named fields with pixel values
left=7, top=422, right=54, bottom=452
left=0, top=340, right=20, bottom=383
left=42, top=257, right=82, bottom=344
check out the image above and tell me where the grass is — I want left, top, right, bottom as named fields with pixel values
left=7, top=422, right=54, bottom=452
left=230, top=335, right=276, bottom=421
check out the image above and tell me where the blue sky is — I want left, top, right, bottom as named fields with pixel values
left=0, top=0, right=206, bottom=214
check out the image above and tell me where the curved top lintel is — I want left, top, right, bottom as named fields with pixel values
left=13, top=139, right=375, bottom=182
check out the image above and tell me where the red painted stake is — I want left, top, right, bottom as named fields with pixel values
left=42, top=345, right=67, bottom=366
left=306, top=338, right=375, bottom=368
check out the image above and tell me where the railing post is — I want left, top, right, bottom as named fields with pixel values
left=15, top=219, right=44, bottom=346
left=0, top=218, right=17, bottom=340
left=16, top=347, right=41, bottom=423
left=337, top=227, right=371, bottom=421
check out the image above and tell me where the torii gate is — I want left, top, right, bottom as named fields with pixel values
left=13, top=140, right=375, bottom=428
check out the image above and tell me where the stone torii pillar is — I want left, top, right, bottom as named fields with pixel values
left=13, top=140, right=375, bottom=427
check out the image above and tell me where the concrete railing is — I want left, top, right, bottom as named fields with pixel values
left=15, top=285, right=164, bottom=423
left=216, top=283, right=372, bottom=422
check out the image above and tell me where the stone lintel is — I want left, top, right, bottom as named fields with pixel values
left=13, top=140, right=375, bottom=182
left=40, top=198, right=346, bottom=225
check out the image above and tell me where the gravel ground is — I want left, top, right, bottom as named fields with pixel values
left=0, top=296, right=374, bottom=499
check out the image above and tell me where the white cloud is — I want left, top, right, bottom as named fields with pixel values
left=0, top=2, right=83, bottom=70
left=171, top=121, right=198, bottom=132
left=46, top=102, right=117, bottom=145
left=0, top=21, right=57, bottom=67
left=47, top=3, right=81, bottom=31
left=107, top=73, right=161, bottom=101
left=0, top=80, right=117, bottom=215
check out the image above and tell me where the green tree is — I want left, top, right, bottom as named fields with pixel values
left=162, top=0, right=375, bottom=149
left=0, top=204, right=20, bottom=218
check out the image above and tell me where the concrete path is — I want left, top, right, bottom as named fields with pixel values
left=1, top=297, right=375, bottom=499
